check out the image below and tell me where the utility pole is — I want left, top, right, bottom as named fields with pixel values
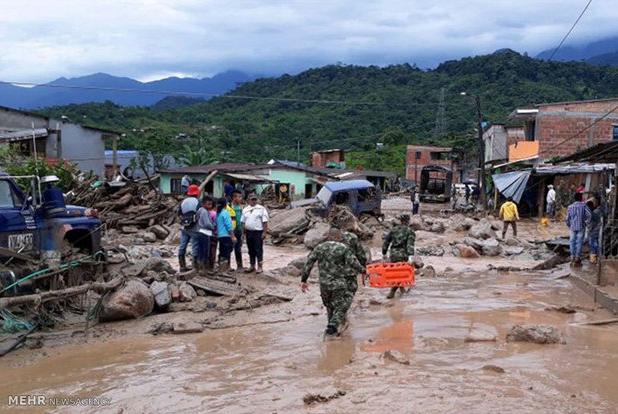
left=297, top=139, right=301, bottom=165
left=474, top=95, right=486, bottom=209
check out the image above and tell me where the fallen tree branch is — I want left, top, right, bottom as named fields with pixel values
left=0, top=277, right=123, bottom=309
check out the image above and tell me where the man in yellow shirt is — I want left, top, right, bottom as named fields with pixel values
left=499, top=197, right=519, bottom=238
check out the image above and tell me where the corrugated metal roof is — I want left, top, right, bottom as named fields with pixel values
left=0, top=128, right=48, bottom=142
left=223, top=172, right=277, bottom=183
left=535, top=163, right=615, bottom=175
left=492, top=171, right=531, bottom=203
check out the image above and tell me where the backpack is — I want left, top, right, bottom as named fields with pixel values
left=180, top=198, right=199, bottom=229
left=180, top=210, right=198, bottom=228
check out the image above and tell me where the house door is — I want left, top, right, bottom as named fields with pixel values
left=304, top=183, right=313, bottom=198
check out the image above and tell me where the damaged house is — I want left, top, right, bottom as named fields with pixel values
left=0, top=105, right=119, bottom=176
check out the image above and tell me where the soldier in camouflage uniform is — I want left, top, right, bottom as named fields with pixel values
left=342, top=231, right=367, bottom=295
left=382, top=214, right=415, bottom=299
left=301, top=228, right=365, bottom=336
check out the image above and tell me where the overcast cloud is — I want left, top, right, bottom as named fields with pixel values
left=1, top=0, right=617, bottom=82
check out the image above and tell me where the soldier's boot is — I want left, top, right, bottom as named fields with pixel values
left=338, top=318, right=349, bottom=335
left=191, top=257, right=200, bottom=273
left=325, top=325, right=337, bottom=336
left=256, top=262, right=264, bottom=274
left=386, top=287, right=398, bottom=299
left=179, top=256, right=189, bottom=272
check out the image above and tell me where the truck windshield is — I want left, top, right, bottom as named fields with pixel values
left=0, top=180, right=16, bottom=208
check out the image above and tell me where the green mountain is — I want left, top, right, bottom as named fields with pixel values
left=40, top=50, right=618, bottom=172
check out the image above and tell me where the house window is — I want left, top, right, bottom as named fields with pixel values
left=416, top=151, right=422, bottom=160
left=613, top=125, right=618, bottom=141
left=170, top=178, right=182, bottom=195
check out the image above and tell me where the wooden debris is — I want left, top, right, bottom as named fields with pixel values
left=0, top=277, right=123, bottom=309
left=187, top=276, right=240, bottom=296
left=574, top=318, right=618, bottom=326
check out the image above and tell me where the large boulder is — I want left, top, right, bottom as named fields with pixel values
left=463, top=237, right=485, bottom=251
left=481, top=238, right=502, bottom=256
left=140, top=231, right=157, bottom=243
left=468, top=219, right=496, bottom=240
left=455, top=244, right=480, bottom=258
left=430, top=222, right=446, bottom=233
left=178, top=282, right=197, bottom=302
left=150, top=281, right=171, bottom=308
left=503, top=246, right=524, bottom=256
left=149, top=225, right=170, bottom=240
left=269, top=207, right=311, bottom=235
left=303, top=222, right=331, bottom=249
left=409, top=216, right=426, bottom=231
left=506, top=325, right=565, bottom=344
left=100, top=279, right=154, bottom=321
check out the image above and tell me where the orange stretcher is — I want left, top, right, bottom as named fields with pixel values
left=366, top=262, right=415, bottom=288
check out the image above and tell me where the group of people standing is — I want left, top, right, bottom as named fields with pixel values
left=498, top=182, right=604, bottom=267
left=178, top=183, right=269, bottom=274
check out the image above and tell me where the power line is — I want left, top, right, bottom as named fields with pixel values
left=548, top=0, right=594, bottom=61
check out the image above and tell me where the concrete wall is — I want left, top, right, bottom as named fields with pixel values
left=0, top=107, right=48, bottom=131
left=535, top=99, right=618, bottom=159
left=0, top=107, right=108, bottom=176
left=53, top=121, right=106, bottom=176
left=483, top=125, right=507, bottom=163
left=405, top=145, right=454, bottom=182
left=311, top=150, right=345, bottom=168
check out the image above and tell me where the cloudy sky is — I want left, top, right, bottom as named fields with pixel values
left=1, top=0, right=617, bottom=82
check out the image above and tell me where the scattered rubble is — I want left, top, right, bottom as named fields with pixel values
left=506, top=325, right=565, bottom=344
left=482, top=365, right=505, bottom=373
left=381, top=350, right=410, bottom=365
left=303, top=390, right=346, bottom=405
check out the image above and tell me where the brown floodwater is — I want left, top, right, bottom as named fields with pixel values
left=1, top=267, right=617, bottom=413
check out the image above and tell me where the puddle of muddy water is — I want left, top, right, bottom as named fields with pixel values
left=1, top=270, right=617, bottom=414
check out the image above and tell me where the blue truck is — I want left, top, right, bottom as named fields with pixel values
left=0, top=172, right=103, bottom=295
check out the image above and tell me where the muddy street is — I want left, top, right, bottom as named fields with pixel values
left=2, top=252, right=618, bottom=413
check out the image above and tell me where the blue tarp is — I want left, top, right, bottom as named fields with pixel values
left=492, top=170, right=531, bottom=203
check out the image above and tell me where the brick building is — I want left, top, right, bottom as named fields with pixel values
left=310, top=149, right=345, bottom=168
left=509, top=98, right=618, bottom=162
left=406, top=145, right=457, bottom=183
left=483, top=124, right=525, bottom=164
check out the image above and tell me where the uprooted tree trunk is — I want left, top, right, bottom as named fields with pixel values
left=0, top=277, right=124, bottom=309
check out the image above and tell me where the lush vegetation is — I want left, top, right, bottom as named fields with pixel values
left=39, top=50, right=618, bottom=172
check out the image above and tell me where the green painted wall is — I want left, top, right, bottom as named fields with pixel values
left=159, top=172, right=224, bottom=197
left=256, top=168, right=318, bottom=200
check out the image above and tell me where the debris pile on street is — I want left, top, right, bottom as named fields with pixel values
left=68, top=181, right=179, bottom=230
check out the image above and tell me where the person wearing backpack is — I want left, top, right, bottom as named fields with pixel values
left=178, top=184, right=201, bottom=272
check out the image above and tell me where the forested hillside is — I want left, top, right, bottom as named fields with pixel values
left=40, top=50, right=618, bottom=172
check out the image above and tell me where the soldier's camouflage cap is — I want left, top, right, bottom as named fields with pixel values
left=398, top=214, right=410, bottom=222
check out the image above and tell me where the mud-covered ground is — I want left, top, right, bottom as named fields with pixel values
left=1, top=198, right=617, bottom=413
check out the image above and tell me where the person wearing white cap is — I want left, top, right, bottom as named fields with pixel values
left=546, top=184, right=556, bottom=219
